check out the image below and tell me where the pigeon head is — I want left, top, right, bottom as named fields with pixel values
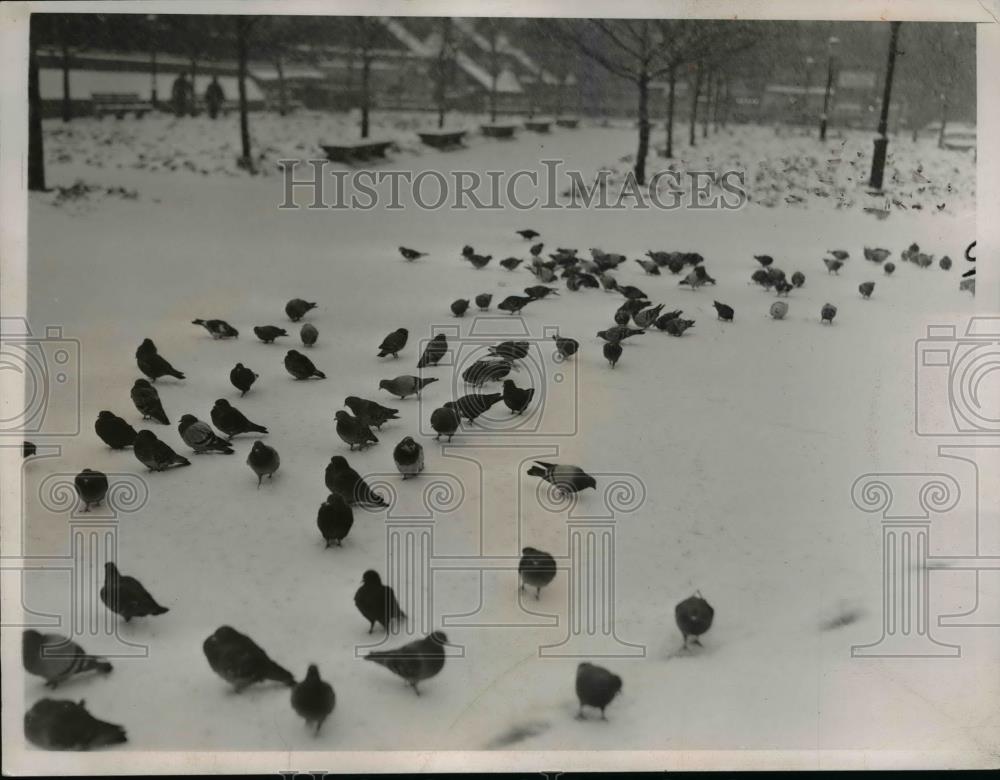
left=503, top=379, right=516, bottom=390
left=399, top=436, right=415, bottom=446
left=334, top=411, right=350, bottom=422
left=344, top=396, right=363, bottom=410
left=288, top=349, right=302, bottom=358
left=329, top=455, right=349, bottom=470
left=134, top=430, right=155, bottom=444
left=429, top=631, right=450, bottom=645
left=179, top=414, right=196, bottom=428
left=378, top=380, right=391, bottom=391
left=138, top=338, right=155, bottom=352
left=250, top=441, right=267, bottom=454
left=305, top=664, right=320, bottom=680
left=234, top=363, right=245, bottom=370
left=98, top=410, right=113, bottom=419
left=214, top=399, right=231, bottom=409
left=581, top=474, right=597, bottom=491
left=134, top=379, right=152, bottom=389
left=104, top=562, right=120, bottom=577
left=362, top=569, right=382, bottom=586
left=214, top=625, right=239, bottom=640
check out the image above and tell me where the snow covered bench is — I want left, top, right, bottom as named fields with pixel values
left=92, top=93, right=153, bottom=119
left=555, top=118, right=580, bottom=129
left=320, top=140, right=394, bottom=163
left=524, top=120, right=552, bottom=133
left=418, top=130, right=467, bottom=149
left=481, top=124, right=518, bottom=139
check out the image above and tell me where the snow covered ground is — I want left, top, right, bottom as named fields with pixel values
left=15, top=111, right=997, bottom=765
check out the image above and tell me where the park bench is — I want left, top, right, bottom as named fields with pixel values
left=481, top=124, right=518, bottom=139
left=92, top=93, right=153, bottom=119
left=555, top=118, right=580, bottom=129
left=417, top=130, right=467, bottom=149
left=319, top=140, right=394, bottom=163
left=524, top=120, right=551, bottom=133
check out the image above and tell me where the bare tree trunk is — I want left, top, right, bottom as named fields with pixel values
left=665, top=63, right=677, bottom=158
left=275, top=53, right=287, bottom=116
left=712, top=72, right=722, bottom=133
left=689, top=60, right=703, bottom=147
left=702, top=68, right=712, bottom=139
left=635, top=72, right=650, bottom=185
left=150, top=49, right=158, bottom=107
left=937, top=94, right=949, bottom=149
left=190, top=57, right=198, bottom=115
left=436, top=19, right=451, bottom=129
left=61, top=42, right=71, bottom=122
left=237, top=21, right=254, bottom=173
left=29, top=43, right=46, bottom=191
left=361, top=55, right=371, bottom=138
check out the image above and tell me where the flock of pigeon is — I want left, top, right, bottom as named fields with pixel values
left=21, top=225, right=951, bottom=750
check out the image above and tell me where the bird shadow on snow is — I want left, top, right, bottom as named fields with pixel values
left=483, top=719, right=552, bottom=749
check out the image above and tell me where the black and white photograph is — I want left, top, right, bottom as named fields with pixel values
left=1, top=0, right=998, bottom=773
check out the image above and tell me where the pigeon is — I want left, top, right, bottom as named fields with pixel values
left=203, top=626, right=295, bottom=692
left=791, top=271, right=806, bottom=288
left=325, top=456, right=388, bottom=507
left=229, top=363, right=258, bottom=396
left=645, top=250, right=672, bottom=266
left=634, top=258, right=661, bottom=275
left=665, top=257, right=686, bottom=274
left=416, top=333, right=448, bottom=368
left=100, top=561, right=168, bottom=622
left=678, top=266, right=716, bottom=289
left=135, top=338, right=184, bottom=381
left=524, top=285, right=559, bottom=300
left=291, top=665, right=336, bottom=735
left=192, top=319, right=239, bottom=339
left=355, top=569, right=406, bottom=633
left=616, top=309, right=635, bottom=327
left=254, top=325, right=288, bottom=344
left=317, top=493, right=354, bottom=547
left=633, top=304, right=665, bottom=329
left=597, top=326, right=644, bottom=343
left=751, top=268, right=774, bottom=288
left=335, top=411, right=379, bottom=451
left=461, top=245, right=475, bottom=258
left=529, top=242, right=544, bottom=257
left=23, top=441, right=36, bottom=458
left=462, top=358, right=514, bottom=386
left=859, top=281, right=876, bottom=299
left=939, top=256, right=952, bottom=271
left=517, top=229, right=540, bottom=240
left=378, top=328, right=409, bottom=358
left=285, top=349, right=326, bottom=379
left=575, top=662, right=622, bottom=720
left=675, top=591, right=715, bottom=648
left=774, top=280, right=793, bottom=296
left=828, top=249, right=849, bottom=260
left=713, top=301, right=734, bottom=322
left=445, top=393, right=503, bottom=423
left=603, top=341, right=622, bottom=368
left=661, top=317, right=695, bottom=337
left=653, top=310, right=683, bottom=330
left=24, top=698, right=127, bottom=750
left=94, top=411, right=137, bottom=449
left=619, top=298, right=649, bottom=316
left=379, top=375, right=438, bottom=400
left=247, top=441, right=280, bottom=487
left=212, top=399, right=268, bottom=438
left=399, top=246, right=427, bottom=261
left=475, top=293, right=493, bottom=310
left=884, top=262, right=896, bottom=276
left=821, top=303, right=838, bottom=324
left=300, top=323, right=318, bottom=347
left=178, top=414, right=234, bottom=454
left=823, top=258, right=844, bottom=274
left=489, top=340, right=530, bottom=360
left=519, top=547, right=557, bottom=599
left=527, top=461, right=596, bottom=495
left=915, top=252, right=934, bottom=269
left=390, top=436, right=424, bottom=479
left=365, top=631, right=450, bottom=695
left=74, top=469, right=108, bottom=511
left=430, top=405, right=461, bottom=441
left=285, top=298, right=317, bottom=322
left=22, top=630, right=113, bottom=688
left=754, top=254, right=774, bottom=267
left=133, top=430, right=190, bottom=471
left=345, top=397, right=399, bottom=430
left=131, top=379, right=169, bottom=424
left=770, top=301, right=789, bottom=320
left=864, top=247, right=891, bottom=263
left=600, top=272, right=619, bottom=290
left=498, top=295, right=535, bottom=315
left=450, top=298, right=470, bottom=317
left=616, top=284, right=647, bottom=301
left=552, top=335, right=579, bottom=359
left=465, top=253, right=492, bottom=270
left=502, top=380, right=534, bottom=414
left=499, top=257, right=523, bottom=271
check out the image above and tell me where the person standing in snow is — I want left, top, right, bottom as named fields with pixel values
left=205, top=76, right=225, bottom=119
left=171, top=72, right=190, bottom=118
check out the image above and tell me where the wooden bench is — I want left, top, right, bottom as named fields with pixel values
left=92, top=93, right=153, bottom=119
left=524, top=120, right=551, bottom=133
left=555, top=118, right=579, bottom=129
left=481, top=124, right=517, bottom=139
left=418, top=130, right=467, bottom=149
left=320, top=140, right=394, bottom=163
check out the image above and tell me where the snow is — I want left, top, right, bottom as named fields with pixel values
left=16, top=112, right=996, bottom=764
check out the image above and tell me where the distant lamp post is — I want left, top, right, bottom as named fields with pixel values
left=819, top=36, right=840, bottom=141
left=147, top=15, right=158, bottom=107
left=802, top=56, right=816, bottom=123
left=869, top=21, right=902, bottom=191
